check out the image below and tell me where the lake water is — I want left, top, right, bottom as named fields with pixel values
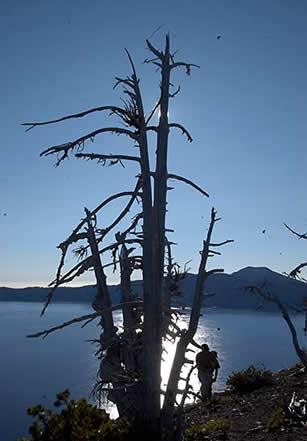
left=0, top=301, right=306, bottom=440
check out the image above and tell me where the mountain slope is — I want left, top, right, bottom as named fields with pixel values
left=1, top=267, right=306, bottom=311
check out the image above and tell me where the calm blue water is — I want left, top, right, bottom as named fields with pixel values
left=0, top=302, right=305, bottom=440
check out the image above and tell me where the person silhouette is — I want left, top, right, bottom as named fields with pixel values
left=196, top=344, right=220, bottom=400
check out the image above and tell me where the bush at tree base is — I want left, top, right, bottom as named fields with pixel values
left=17, top=389, right=157, bottom=441
left=226, top=365, right=274, bottom=394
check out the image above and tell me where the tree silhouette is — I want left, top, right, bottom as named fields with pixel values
left=23, top=35, right=232, bottom=440
left=248, top=222, right=307, bottom=368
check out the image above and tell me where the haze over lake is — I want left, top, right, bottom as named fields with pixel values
left=0, top=301, right=305, bottom=440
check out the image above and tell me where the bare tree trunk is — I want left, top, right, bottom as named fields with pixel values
left=248, top=285, right=307, bottom=367
left=85, top=208, right=114, bottom=338
left=105, top=243, right=145, bottom=418
left=277, top=300, right=307, bottom=366
left=161, top=209, right=230, bottom=437
left=123, top=52, right=158, bottom=426
left=143, top=35, right=172, bottom=432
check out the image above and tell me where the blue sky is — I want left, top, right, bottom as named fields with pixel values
left=1, top=0, right=307, bottom=287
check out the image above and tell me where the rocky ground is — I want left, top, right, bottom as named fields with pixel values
left=183, top=363, right=307, bottom=440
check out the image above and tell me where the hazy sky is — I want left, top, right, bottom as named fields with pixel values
left=1, top=0, right=307, bottom=287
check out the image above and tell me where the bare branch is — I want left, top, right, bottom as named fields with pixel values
left=168, top=123, right=193, bottom=142
left=124, top=49, right=138, bottom=80
left=113, top=76, right=134, bottom=90
left=206, top=268, right=224, bottom=276
left=75, top=152, right=141, bottom=164
left=60, top=182, right=142, bottom=251
left=284, top=223, right=307, bottom=240
left=210, top=240, right=234, bottom=247
left=288, top=262, right=307, bottom=279
left=146, top=39, right=164, bottom=60
left=145, top=99, right=161, bottom=125
left=170, top=62, right=200, bottom=75
left=167, top=174, right=209, bottom=197
left=22, top=105, right=129, bottom=132
left=41, top=127, right=137, bottom=166
left=169, top=85, right=181, bottom=98
left=49, top=237, right=142, bottom=290
left=209, top=250, right=221, bottom=256
left=42, top=185, right=142, bottom=314
left=146, top=126, right=158, bottom=134
left=247, top=285, right=307, bottom=365
left=97, top=182, right=142, bottom=242
left=28, top=301, right=143, bottom=338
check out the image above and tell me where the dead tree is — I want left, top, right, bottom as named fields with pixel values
left=247, top=285, right=307, bottom=366
left=23, top=35, right=232, bottom=439
left=247, top=221, right=307, bottom=368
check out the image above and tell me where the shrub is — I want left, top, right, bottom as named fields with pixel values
left=185, top=419, right=230, bottom=440
left=226, top=365, right=274, bottom=394
left=215, top=396, right=233, bottom=405
left=17, top=389, right=146, bottom=441
left=265, top=408, right=284, bottom=432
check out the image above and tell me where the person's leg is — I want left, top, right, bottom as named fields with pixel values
left=203, top=373, right=213, bottom=399
left=198, top=371, right=212, bottom=400
left=207, top=378, right=213, bottom=399
left=198, top=372, right=206, bottom=399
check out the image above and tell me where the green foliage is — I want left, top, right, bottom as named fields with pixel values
left=185, top=419, right=230, bottom=440
left=265, top=408, right=284, bottom=432
left=226, top=365, right=274, bottom=394
left=17, top=390, right=139, bottom=441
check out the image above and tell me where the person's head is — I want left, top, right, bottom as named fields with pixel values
left=201, top=344, right=209, bottom=352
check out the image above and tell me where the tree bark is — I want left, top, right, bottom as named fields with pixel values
left=85, top=209, right=114, bottom=338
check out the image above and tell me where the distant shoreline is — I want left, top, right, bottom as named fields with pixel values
left=1, top=267, right=306, bottom=311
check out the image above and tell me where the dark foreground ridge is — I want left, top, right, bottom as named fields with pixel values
left=183, top=363, right=307, bottom=440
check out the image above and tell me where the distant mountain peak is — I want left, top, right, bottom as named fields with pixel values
left=234, top=266, right=273, bottom=274
left=231, top=266, right=292, bottom=285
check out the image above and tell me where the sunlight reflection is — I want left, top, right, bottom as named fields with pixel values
left=101, top=309, right=223, bottom=417
left=161, top=311, right=211, bottom=406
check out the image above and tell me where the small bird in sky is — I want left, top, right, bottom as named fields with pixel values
left=216, top=35, right=222, bottom=40
left=3, top=213, right=7, bottom=216
left=262, top=229, right=266, bottom=234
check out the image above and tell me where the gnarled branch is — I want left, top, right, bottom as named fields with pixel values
left=170, top=62, right=200, bottom=75
left=42, top=184, right=142, bottom=314
left=59, top=183, right=142, bottom=252
left=167, top=173, right=209, bottom=197
left=41, top=127, right=137, bottom=166
left=168, top=123, right=193, bottom=142
left=22, top=105, right=129, bottom=132
left=28, top=301, right=144, bottom=339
